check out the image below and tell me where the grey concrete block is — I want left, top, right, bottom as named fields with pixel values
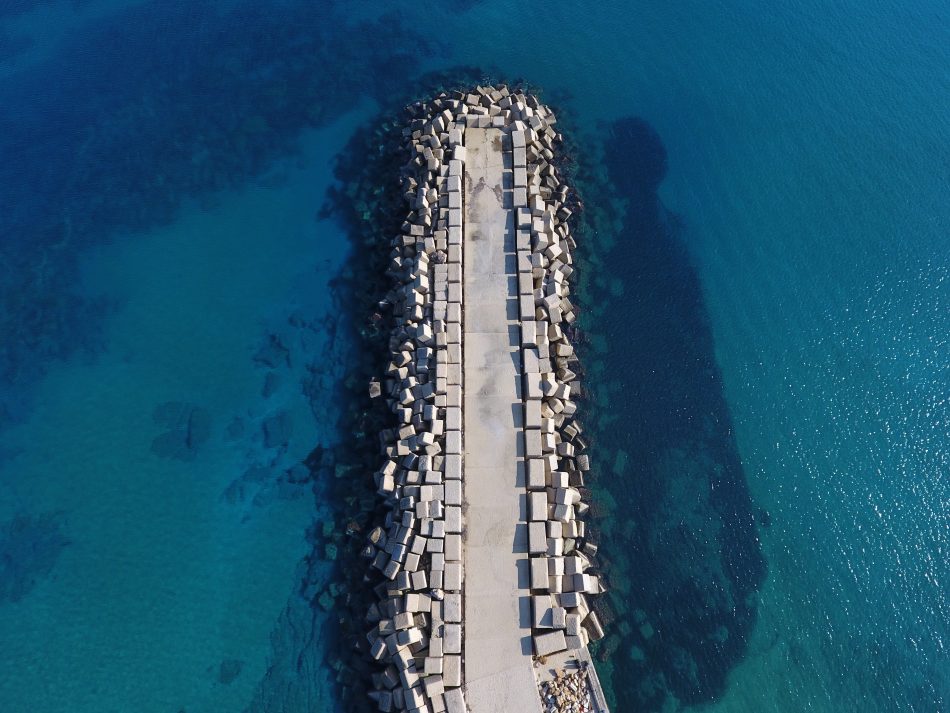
left=443, top=593, right=462, bottom=622
left=528, top=521, right=547, bottom=554
left=529, top=490, right=547, bottom=520
left=445, top=505, right=462, bottom=533
left=533, top=630, right=568, bottom=657
left=445, top=533, right=462, bottom=561
left=443, top=655, right=462, bottom=688
left=444, top=687, right=466, bottom=713
left=527, top=458, right=546, bottom=490
left=531, top=556, right=549, bottom=590
left=446, top=430, right=461, bottom=454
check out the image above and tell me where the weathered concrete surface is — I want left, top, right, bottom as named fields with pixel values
left=462, top=127, right=540, bottom=712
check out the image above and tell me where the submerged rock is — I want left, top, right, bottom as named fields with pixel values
left=150, top=401, right=211, bottom=461
left=253, top=335, right=290, bottom=369
left=262, top=371, right=281, bottom=398
left=0, top=512, right=70, bottom=603
left=262, top=412, right=293, bottom=449
left=225, top=417, right=246, bottom=440
left=218, top=658, right=244, bottom=685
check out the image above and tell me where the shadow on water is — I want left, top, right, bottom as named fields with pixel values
left=573, top=117, right=767, bottom=709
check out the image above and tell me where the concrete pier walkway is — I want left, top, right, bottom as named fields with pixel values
left=462, top=127, right=539, bottom=712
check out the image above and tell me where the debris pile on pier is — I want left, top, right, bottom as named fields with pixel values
left=539, top=667, right=597, bottom=713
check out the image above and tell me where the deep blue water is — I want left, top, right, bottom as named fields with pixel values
left=0, top=1, right=947, bottom=712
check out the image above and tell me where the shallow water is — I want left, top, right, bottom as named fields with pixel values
left=1, top=1, right=947, bottom=711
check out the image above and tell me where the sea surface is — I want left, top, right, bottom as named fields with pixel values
left=0, top=1, right=947, bottom=712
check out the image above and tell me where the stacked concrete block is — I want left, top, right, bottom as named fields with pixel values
left=365, top=88, right=471, bottom=713
left=363, top=84, right=603, bottom=713
left=502, top=91, right=606, bottom=663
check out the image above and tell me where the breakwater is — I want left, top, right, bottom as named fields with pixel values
left=358, top=85, right=609, bottom=713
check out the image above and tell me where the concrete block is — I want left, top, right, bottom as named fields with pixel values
left=444, top=453, right=462, bottom=479
left=407, top=684, right=425, bottom=708
left=524, top=428, right=542, bottom=458
left=532, top=594, right=554, bottom=628
left=529, top=490, right=547, bottom=520
left=527, top=458, right=546, bottom=490
left=444, top=623, right=462, bottom=654
left=445, top=430, right=461, bottom=454
left=528, top=521, right=547, bottom=554
left=445, top=533, right=462, bottom=561
left=533, top=630, right=567, bottom=657
left=443, top=562, right=462, bottom=591
left=444, top=688, right=466, bottom=713
left=566, top=612, right=582, bottom=636
left=584, top=610, right=605, bottom=641
left=383, top=560, right=400, bottom=580
left=518, top=272, right=533, bottom=296
left=565, top=634, right=584, bottom=651
left=525, top=400, right=542, bottom=428
left=520, top=294, right=534, bottom=320
left=443, top=655, right=462, bottom=688
left=394, top=611, right=413, bottom=630
left=424, top=674, right=445, bottom=698
left=524, top=373, right=543, bottom=400
left=521, top=320, right=538, bottom=347
left=445, top=505, right=462, bottom=533
left=443, top=593, right=462, bottom=622
left=553, top=503, right=573, bottom=522
left=517, top=206, right=532, bottom=228
left=531, top=557, right=549, bottom=590
left=444, top=479, right=462, bottom=506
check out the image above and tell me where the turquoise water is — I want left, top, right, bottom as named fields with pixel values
left=0, top=1, right=947, bottom=711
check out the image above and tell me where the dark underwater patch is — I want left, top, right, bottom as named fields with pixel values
left=0, top=0, right=438, bottom=430
left=573, top=116, right=767, bottom=708
left=150, top=401, right=211, bottom=461
left=217, top=658, right=244, bottom=685
left=0, top=511, right=70, bottom=603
